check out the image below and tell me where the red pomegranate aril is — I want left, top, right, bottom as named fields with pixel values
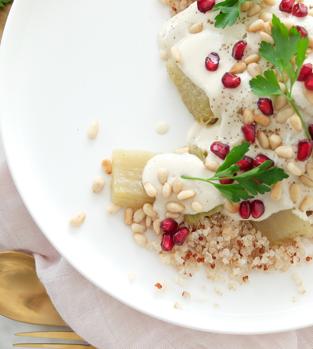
left=160, top=218, right=178, bottom=235
left=205, top=52, right=220, bottom=72
left=279, top=0, right=294, bottom=13
left=253, top=154, right=273, bottom=168
left=173, top=227, right=190, bottom=246
left=210, top=141, right=230, bottom=159
left=197, top=0, right=215, bottom=13
left=242, top=124, right=256, bottom=143
left=298, top=63, right=312, bottom=81
left=232, top=40, right=247, bottom=60
left=292, top=3, right=308, bottom=17
left=305, top=74, right=313, bottom=91
left=222, top=72, right=241, bottom=88
left=295, top=25, right=308, bottom=38
left=297, top=140, right=313, bottom=161
left=161, top=233, right=174, bottom=252
left=257, top=98, right=273, bottom=116
left=251, top=200, right=265, bottom=219
left=219, top=178, right=234, bottom=184
left=308, top=124, right=313, bottom=139
left=236, top=156, right=254, bottom=171
left=239, top=201, right=251, bottom=219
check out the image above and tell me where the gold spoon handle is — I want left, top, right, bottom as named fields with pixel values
left=16, top=332, right=83, bottom=341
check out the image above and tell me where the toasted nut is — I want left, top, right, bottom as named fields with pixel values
left=279, top=82, right=287, bottom=93
left=287, top=162, right=304, bottom=176
left=276, top=107, right=294, bottom=123
left=153, top=219, right=161, bottom=235
left=107, top=203, right=121, bottom=214
left=306, top=162, right=313, bottom=178
left=172, top=178, right=183, bottom=193
left=162, top=182, right=172, bottom=198
left=304, top=89, right=313, bottom=105
left=157, top=168, right=169, bottom=185
left=224, top=200, right=240, bottom=213
left=260, top=31, right=274, bottom=44
left=230, top=62, right=247, bottom=74
left=309, top=8, right=313, bottom=16
left=248, top=3, right=262, bottom=16
left=289, top=183, right=300, bottom=203
left=259, top=11, right=273, bottom=21
left=275, top=145, right=294, bottom=159
left=166, top=202, right=185, bottom=213
left=177, top=190, right=196, bottom=201
left=144, top=182, right=157, bottom=197
left=91, top=176, right=105, bottom=193
left=143, top=203, right=157, bottom=218
left=131, top=223, right=146, bottom=234
left=274, top=95, right=287, bottom=110
left=70, top=212, right=86, bottom=227
left=300, top=175, right=313, bottom=188
left=309, top=36, right=313, bottom=49
left=102, top=159, right=112, bottom=175
left=244, top=54, right=260, bottom=65
left=166, top=212, right=181, bottom=219
left=124, top=208, right=134, bottom=225
left=243, top=109, right=255, bottom=124
left=247, top=63, right=261, bottom=77
left=205, top=158, right=219, bottom=171
left=87, top=120, right=99, bottom=140
left=159, top=49, right=168, bottom=61
left=145, top=216, right=152, bottom=228
left=133, top=233, right=147, bottom=246
left=269, top=134, right=282, bottom=150
left=133, top=208, right=146, bottom=223
left=171, top=46, right=181, bottom=64
left=248, top=19, right=264, bottom=32
left=241, top=0, right=252, bottom=11
left=192, top=201, right=203, bottom=213
left=263, top=0, right=275, bottom=5
left=257, top=130, right=270, bottom=149
left=271, top=182, right=282, bottom=201
left=263, top=21, right=272, bottom=34
left=300, top=196, right=313, bottom=212
left=254, top=113, right=270, bottom=126
left=288, top=114, right=302, bottom=132
left=189, top=22, right=203, bottom=34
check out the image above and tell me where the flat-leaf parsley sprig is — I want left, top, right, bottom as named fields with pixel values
left=182, top=142, right=288, bottom=202
left=213, top=0, right=249, bottom=28
left=249, top=15, right=310, bottom=138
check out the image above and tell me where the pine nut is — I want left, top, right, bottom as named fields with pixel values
left=248, top=19, right=264, bottom=32
left=306, top=162, right=313, bottom=178
left=146, top=216, right=152, bottom=228
left=107, top=203, right=121, bottom=214
left=274, top=95, right=287, bottom=110
left=70, top=212, right=86, bottom=227
left=160, top=49, right=168, bottom=61
left=131, top=223, right=146, bottom=234
left=260, top=31, right=274, bottom=44
left=300, top=175, right=313, bottom=188
left=289, top=183, right=300, bottom=203
left=263, top=21, right=272, bottom=34
left=133, top=208, right=146, bottom=223
left=254, top=113, right=270, bottom=126
left=262, top=0, right=275, bottom=4
left=143, top=203, right=157, bottom=218
left=177, top=190, right=196, bottom=201
left=192, top=201, right=203, bottom=213
left=279, top=82, right=287, bottom=93
left=244, top=54, right=260, bottom=65
left=241, top=1, right=252, bottom=11
left=157, top=168, right=169, bottom=185
left=124, top=208, right=133, bottom=225
left=162, top=182, right=172, bottom=198
left=300, top=196, right=313, bottom=212
left=309, top=36, right=313, bottom=49
left=248, top=3, right=262, bottom=16
left=102, top=159, right=112, bottom=175
left=271, top=182, right=282, bottom=201
left=309, top=8, right=313, bottom=16
left=287, top=162, right=304, bottom=176
left=276, top=107, right=294, bottom=123
left=175, top=146, right=189, bottom=154
left=92, top=176, right=105, bottom=193
left=230, top=62, right=247, bottom=74
left=167, top=202, right=185, bottom=213
left=224, top=200, right=240, bottom=213
left=304, top=90, right=313, bottom=105
left=133, top=233, right=147, bottom=246
left=205, top=158, right=219, bottom=171
left=275, top=145, right=293, bottom=159
left=189, top=22, right=203, bottom=34
left=144, top=182, right=157, bottom=197
left=259, top=11, right=273, bottom=21
left=153, top=219, right=161, bottom=235
left=247, top=63, right=261, bottom=77
left=269, top=134, right=282, bottom=150
left=166, top=212, right=181, bottom=219
left=288, top=114, right=302, bottom=132
left=171, top=46, right=181, bottom=64
left=243, top=109, right=255, bottom=124
left=172, top=178, right=183, bottom=193
left=87, top=120, right=99, bottom=140
left=257, top=130, right=270, bottom=149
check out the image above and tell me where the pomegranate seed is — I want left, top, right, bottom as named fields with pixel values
left=295, top=25, right=308, bottom=38
left=298, top=63, right=312, bottom=81
left=305, top=73, right=313, bottom=90
left=292, top=3, right=308, bottom=17
left=253, top=154, right=273, bottom=168
left=251, top=200, right=265, bottom=219
left=161, top=233, right=174, bottom=251
left=205, top=52, right=220, bottom=72
left=239, top=201, right=251, bottom=219
left=297, top=140, right=313, bottom=161
left=160, top=218, right=178, bottom=234
left=308, top=124, right=313, bottom=139
left=257, top=98, right=273, bottom=116
left=197, top=0, right=215, bottom=12
left=279, top=0, right=294, bottom=13
left=210, top=141, right=230, bottom=159
left=232, top=40, right=247, bottom=60
left=236, top=156, right=254, bottom=171
left=242, top=124, right=256, bottom=143
left=222, top=72, right=241, bottom=88
left=219, top=178, right=234, bottom=184
left=173, top=227, right=190, bottom=246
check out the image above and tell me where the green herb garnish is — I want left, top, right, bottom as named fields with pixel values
left=0, top=0, right=12, bottom=8
left=250, top=15, right=310, bottom=138
left=182, top=142, right=288, bottom=202
left=213, top=0, right=248, bottom=28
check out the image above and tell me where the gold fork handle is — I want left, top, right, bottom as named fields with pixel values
left=14, top=344, right=95, bottom=349
left=16, top=332, right=83, bottom=341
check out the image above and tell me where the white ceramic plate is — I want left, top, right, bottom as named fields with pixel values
left=2, top=0, right=313, bottom=334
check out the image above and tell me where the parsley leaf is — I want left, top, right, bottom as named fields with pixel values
left=216, top=141, right=249, bottom=173
left=213, top=0, right=246, bottom=28
left=249, top=70, right=281, bottom=97
left=0, top=0, right=12, bottom=8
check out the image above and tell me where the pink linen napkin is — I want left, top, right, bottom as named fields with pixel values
left=1, top=162, right=313, bottom=349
